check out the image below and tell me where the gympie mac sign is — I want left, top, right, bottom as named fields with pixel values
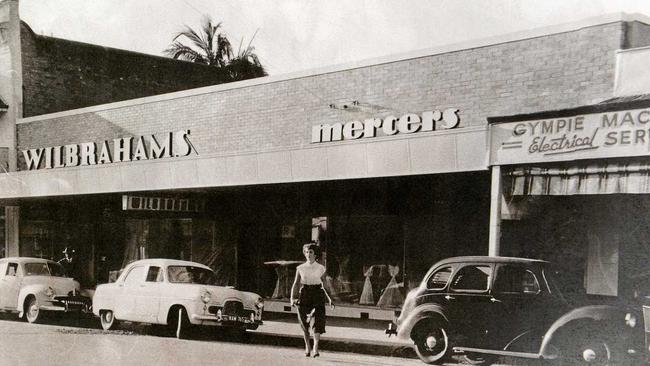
left=311, top=109, right=460, bottom=143
left=21, top=130, right=194, bottom=171
left=490, top=107, right=650, bottom=165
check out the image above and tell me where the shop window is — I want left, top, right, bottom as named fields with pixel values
left=450, top=265, right=491, bottom=292
left=426, top=266, right=453, bottom=290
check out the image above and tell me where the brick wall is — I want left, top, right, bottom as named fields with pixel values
left=20, top=22, right=229, bottom=117
left=16, top=21, right=650, bottom=165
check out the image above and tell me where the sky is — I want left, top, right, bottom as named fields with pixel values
left=17, top=0, right=650, bottom=76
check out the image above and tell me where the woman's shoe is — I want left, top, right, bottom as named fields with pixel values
left=305, top=351, right=311, bottom=357
left=312, top=352, right=320, bottom=358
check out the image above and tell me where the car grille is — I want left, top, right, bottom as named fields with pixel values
left=223, top=301, right=244, bottom=316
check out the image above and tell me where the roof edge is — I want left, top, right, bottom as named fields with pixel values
left=20, top=12, right=646, bottom=124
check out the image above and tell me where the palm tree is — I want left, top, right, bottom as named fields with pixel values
left=164, top=15, right=266, bottom=81
left=227, top=30, right=267, bottom=81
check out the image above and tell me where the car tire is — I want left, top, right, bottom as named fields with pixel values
left=168, top=307, right=192, bottom=339
left=413, top=320, right=451, bottom=365
left=100, top=310, right=118, bottom=330
left=25, top=296, right=42, bottom=324
left=559, top=334, right=616, bottom=366
left=463, top=353, right=497, bottom=365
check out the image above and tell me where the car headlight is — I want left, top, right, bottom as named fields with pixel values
left=625, top=313, right=637, bottom=328
left=255, top=297, right=264, bottom=310
left=200, top=290, right=212, bottom=304
left=45, top=287, right=55, bottom=298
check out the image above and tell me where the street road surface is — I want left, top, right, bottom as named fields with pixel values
left=0, top=316, right=427, bottom=366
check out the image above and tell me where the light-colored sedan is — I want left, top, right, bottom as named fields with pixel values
left=0, top=257, right=91, bottom=323
left=92, top=258, right=264, bottom=338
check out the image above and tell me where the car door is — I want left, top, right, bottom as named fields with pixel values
left=488, top=263, right=552, bottom=351
left=115, top=265, right=146, bottom=321
left=446, top=263, right=495, bottom=348
left=134, top=265, right=162, bottom=322
left=0, top=262, right=21, bottom=310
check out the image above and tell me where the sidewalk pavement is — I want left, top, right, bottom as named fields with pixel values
left=249, top=315, right=416, bottom=358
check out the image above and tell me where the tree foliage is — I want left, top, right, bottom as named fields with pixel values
left=164, top=15, right=267, bottom=81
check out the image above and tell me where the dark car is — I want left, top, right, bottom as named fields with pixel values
left=389, top=256, right=642, bottom=365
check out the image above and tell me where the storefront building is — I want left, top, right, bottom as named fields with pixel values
left=488, top=45, right=650, bottom=302
left=3, top=1, right=650, bottom=318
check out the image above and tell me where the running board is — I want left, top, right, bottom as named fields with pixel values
left=454, top=346, right=545, bottom=360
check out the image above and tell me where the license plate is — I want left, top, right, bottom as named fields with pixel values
left=223, top=315, right=251, bottom=323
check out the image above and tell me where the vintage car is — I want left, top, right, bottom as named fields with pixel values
left=388, top=256, right=642, bottom=365
left=92, top=258, right=264, bottom=338
left=0, top=257, right=91, bottom=323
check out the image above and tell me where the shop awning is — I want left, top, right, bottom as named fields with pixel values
left=506, top=161, right=650, bottom=195
left=0, top=97, right=7, bottom=112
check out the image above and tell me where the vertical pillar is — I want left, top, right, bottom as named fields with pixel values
left=488, top=165, right=502, bottom=257
left=5, top=206, right=18, bottom=257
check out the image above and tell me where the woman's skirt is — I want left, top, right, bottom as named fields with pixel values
left=297, top=284, right=327, bottom=334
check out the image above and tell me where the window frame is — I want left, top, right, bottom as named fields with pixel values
left=493, top=264, right=542, bottom=295
left=425, top=265, right=454, bottom=290
left=122, top=265, right=146, bottom=287
left=449, top=264, right=493, bottom=294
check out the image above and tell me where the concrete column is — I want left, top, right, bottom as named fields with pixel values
left=0, top=0, right=22, bottom=171
left=488, top=165, right=502, bottom=257
left=5, top=206, right=19, bottom=257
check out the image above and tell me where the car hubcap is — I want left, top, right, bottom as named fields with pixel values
left=105, top=312, right=112, bottom=323
left=425, top=335, right=438, bottom=350
left=29, top=304, right=38, bottom=318
left=582, top=348, right=596, bottom=362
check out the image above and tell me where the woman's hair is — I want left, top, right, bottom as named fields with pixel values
left=302, top=243, right=320, bottom=257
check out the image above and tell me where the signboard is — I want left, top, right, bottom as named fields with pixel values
left=21, top=130, right=195, bottom=171
left=490, top=107, right=650, bottom=165
left=122, top=195, right=204, bottom=213
left=311, top=109, right=460, bottom=143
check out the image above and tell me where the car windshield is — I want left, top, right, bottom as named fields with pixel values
left=24, top=262, right=50, bottom=276
left=167, top=266, right=217, bottom=285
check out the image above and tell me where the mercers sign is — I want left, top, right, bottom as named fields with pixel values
left=21, top=130, right=194, bottom=170
left=490, top=107, right=650, bottom=165
left=311, top=109, right=460, bottom=143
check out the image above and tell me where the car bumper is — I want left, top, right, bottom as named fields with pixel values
left=190, top=313, right=263, bottom=329
left=44, top=295, right=92, bottom=313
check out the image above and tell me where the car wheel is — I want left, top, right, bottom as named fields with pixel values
left=168, top=307, right=192, bottom=339
left=100, top=310, right=118, bottom=330
left=463, top=353, right=497, bottom=365
left=25, top=296, right=41, bottom=324
left=413, top=321, right=451, bottom=365
left=560, top=335, right=613, bottom=366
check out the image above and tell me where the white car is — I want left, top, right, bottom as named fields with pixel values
left=92, top=258, right=264, bottom=338
left=0, top=257, right=91, bottom=323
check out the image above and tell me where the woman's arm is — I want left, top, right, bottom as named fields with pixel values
left=290, top=268, right=301, bottom=306
left=320, top=267, right=335, bottom=309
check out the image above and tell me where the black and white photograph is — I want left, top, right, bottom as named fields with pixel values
left=2, top=0, right=650, bottom=365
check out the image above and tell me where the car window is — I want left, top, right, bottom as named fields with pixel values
left=450, top=265, right=492, bottom=292
left=24, top=263, right=51, bottom=276
left=123, top=266, right=146, bottom=287
left=146, top=266, right=163, bottom=282
left=47, top=262, right=67, bottom=277
left=494, top=265, right=541, bottom=294
left=6, top=263, right=18, bottom=276
left=168, top=266, right=217, bottom=285
left=426, top=266, right=453, bottom=290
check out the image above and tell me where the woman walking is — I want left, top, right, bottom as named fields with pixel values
left=290, top=243, right=334, bottom=357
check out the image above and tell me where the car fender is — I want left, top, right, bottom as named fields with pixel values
left=17, top=284, right=49, bottom=313
left=161, top=299, right=197, bottom=325
left=396, top=303, right=449, bottom=341
left=538, top=305, right=626, bottom=359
